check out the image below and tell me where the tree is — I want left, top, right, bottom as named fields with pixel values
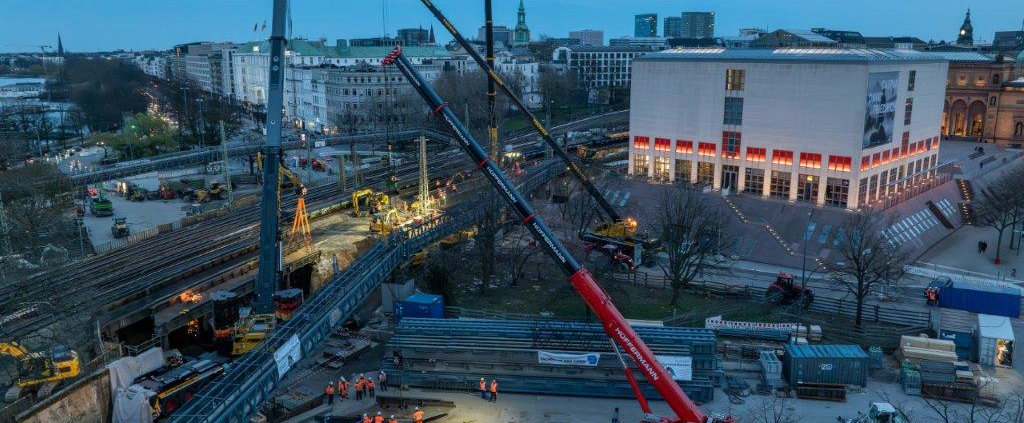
left=655, top=184, right=731, bottom=306
left=506, top=225, right=542, bottom=286
left=62, top=57, right=149, bottom=132
left=829, top=210, right=909, bottom=328
left=0, top=163, right=75, bottom=256
left=538, top=66, right=585, bottom=111
left=745, top=396, right=800, bottom=423
left=474, top=195, right=502, bottom=292
left=974, top=164, right=1024, bottom=264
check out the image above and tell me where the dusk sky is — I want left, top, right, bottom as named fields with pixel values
left=1, top=0, right=1023, bottom=53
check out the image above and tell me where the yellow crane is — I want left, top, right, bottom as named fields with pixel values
left=0, top=342, right=81, bottom=402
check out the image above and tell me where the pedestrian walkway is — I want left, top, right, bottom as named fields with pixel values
left=917, top=225, right=1023, bottom=286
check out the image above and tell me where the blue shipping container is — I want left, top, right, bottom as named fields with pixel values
left=932, top=278, right=1021, bottom=318
left=394, top=293, right=444, bottom=322
left=938, top=329, right=975, bottom=361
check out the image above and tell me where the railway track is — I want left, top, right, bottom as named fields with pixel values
left=0, top=151, right=468, bottom=343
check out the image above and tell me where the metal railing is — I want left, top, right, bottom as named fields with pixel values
left=167, top=160, right=562, bottom=423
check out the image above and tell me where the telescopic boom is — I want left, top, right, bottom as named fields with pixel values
left=382, top=47, right=709, bottom=423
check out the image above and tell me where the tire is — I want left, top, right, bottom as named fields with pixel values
left=765, top=287, right=784, bottom=305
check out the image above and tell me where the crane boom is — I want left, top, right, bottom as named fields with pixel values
left=254, top=0, right=289, bottom=314
left=382, top=47, right=709, bottom=423
left=419, top=0, right=622, bottom=224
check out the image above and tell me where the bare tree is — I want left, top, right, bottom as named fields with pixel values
left=505, top=225, right=541, bottom=287
left=974, top=164, right=1024, bottom=264
left=474, top=195, right=502, bottom=292
left=745, top=396, right=800, bottom=423
left=829, top=210, right=909, bottom=328
left=0, top=163, right=75, bottom=256
left=655, top=184, right=730, bottom=306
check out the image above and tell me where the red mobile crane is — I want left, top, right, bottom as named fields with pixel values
left=382, top=47, right=729, bottom=423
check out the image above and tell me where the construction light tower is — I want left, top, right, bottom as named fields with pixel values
left=254, top=0, right=288, bottom=314
left=417, top=136, right=430, bottom=215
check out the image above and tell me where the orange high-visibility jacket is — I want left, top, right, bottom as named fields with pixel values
left=412, top=410, right=425, bottom=422
left=489, top=380, right=498, bottom=393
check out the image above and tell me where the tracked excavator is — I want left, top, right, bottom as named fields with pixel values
left=351, top=188, right=389, bottom=217
left=383, top=45, right=732, bottom=423
left=0, top=342, right=81, bottom=402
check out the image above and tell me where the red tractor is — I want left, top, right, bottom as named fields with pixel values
left=765, top=272, right=814, bottom=307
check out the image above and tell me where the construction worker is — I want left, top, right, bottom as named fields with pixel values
left=325, top=381, right=335, bottom=406
left=378, top=370, right=388, bottom=392
left=388, top=415, right=398, bottom=423
left=412, top=406, right=425, bottom=423
left=361, top=413, right=371, bottom=423
left=479, top=377, right=487, bottom=399
left=924, top=287, right=934, bottom=306
left=489, top=378, right=498, bottom=403
left=933, top=287, right=941, bottom=305
left=339, top=377, right=349, bottom=399
left=374, top=411, right=385, bottom=423
left=368, top=378, right=376, bottom=398
left=354, top=378, right=364, bottom=400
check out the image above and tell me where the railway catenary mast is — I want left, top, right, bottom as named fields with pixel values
left=382, top=47, right=727, bottom=423
left=419, top=0, right=626, bottom=227
left=254, top=0, right=289, bottom=314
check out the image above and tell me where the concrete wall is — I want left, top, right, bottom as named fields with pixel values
left=18, top=370, right=111, bottom=423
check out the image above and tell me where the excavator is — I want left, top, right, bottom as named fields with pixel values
left=421, top=6, right=652, bottom=267
left=0, top=342, right=81, bottom=402
left=369, top=209, right=400, bottom=234
left=384, top=45, right=732, bottom=423
left=351, top=188, right=389, bottom=217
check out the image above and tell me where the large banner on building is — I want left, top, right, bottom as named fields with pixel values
left=537, top=350, right=601, bottom=366
left=656, top=355, right=693, bottom=381
left=862, top=71, right=899, bottom=149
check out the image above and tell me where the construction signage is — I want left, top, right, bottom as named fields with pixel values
left=537, top=350, right=601, bottom=367
left=274, top=334, right=303, bottom=380
left=656, top=355, right=693, bottom=381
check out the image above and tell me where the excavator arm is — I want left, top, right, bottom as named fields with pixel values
left=382, top=47, right=713, bottom=423
left=0, top=342, right=28, bottom=357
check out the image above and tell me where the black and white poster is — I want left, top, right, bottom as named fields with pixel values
left=862, top=71, right=899, bottom=149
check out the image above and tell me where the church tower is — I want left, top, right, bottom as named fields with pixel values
left=957, top=8, right=974, bottom=46
left=513, top=0, right=530, bottom=46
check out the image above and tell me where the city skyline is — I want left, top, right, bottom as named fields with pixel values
left=0, top=0, right=1022, bottom=53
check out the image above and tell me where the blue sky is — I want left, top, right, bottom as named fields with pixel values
left=1, top=0, right=1022, bottom=53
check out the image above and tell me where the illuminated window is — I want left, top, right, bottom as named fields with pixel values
left=696, top=161, right=715, bottom=184
left=828, top=155, right=852, bottom=172
left=881, top=150, right=890, bottom=164
left=872, top=153, right=881, bottom=167
left=675, top=140, right=693, bottom=154
left=721, top=132, right=742, bottom=159
left=861, top=156, right=870, bottom=171
left=633, top=153, right=649, bottom=173
left=799, top=152, right=822, bottom=169
left=698, top=142, right=717, bottom=157
left=891, top=147, right=900, bottom=161
left=726, top=69, right=745, bottom=91
left=901, top=133, right=909, bottom=158
left=932, top=137, right=939, bottom=148
left=653, top=156, right=670, bottom=181
left=654, top=137, right=671, bottom=152
left=633, top=136, right=650, bottom=149
left=746, top=147, right=767, bottom=162
left=675, top=159, right=691, bottom=182
left=771, top=150, right=793, bottom=165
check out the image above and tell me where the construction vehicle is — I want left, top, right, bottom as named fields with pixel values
left=867, top=403, right=907, bottom=423
left=370, top=209, right=401, bottom=234
left=158, top=184, right=177, bottom=200
left=256, top=151, right=307, bottom=197
left=352, top=188, right=389, bottom=217
left=134, top=353, right=228, bottom=417
left=765, top=272, right=814, bottom=307
left=208, top=182, right=226, bottom=200
left=419, top=6, right=643, bottom=265
left=384, top=46, right=730, bottom=423
left=111, top=217, right=130, bottom=238
left=0, top=342, right=81, bottom=402
left=229, top=313, right=276, bottom=356
left=440, top=228, right=476, bottom=249
left=181, top=188, right=210, bottom=204
left=90, top=189, right=114, bottom=217
left=298, top=157, right=325, bottom=171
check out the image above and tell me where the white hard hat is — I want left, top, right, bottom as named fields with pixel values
left=415, top=406, right=420, bottom=410
left=377, top=411, right=382, bottom=415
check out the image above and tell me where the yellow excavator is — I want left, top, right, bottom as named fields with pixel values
left=369, top=209, right=400, bottom=234
left=229, top=314, right=277, bottom=356
left=0, top=342, right=81, bottom=402
left=352, top=188, right=389, bottom=217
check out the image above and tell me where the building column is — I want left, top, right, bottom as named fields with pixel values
left=761, top=169, right=770, bottom=198
left=711, top=162, right=721, bottom=190
left=816, top=174, right=827, bottom=207
left=737, top=165, right=747, bottom=193
left=788, top=170, right=799, bottom=202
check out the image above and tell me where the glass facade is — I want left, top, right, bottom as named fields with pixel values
left=744, top=168, right=764, bottom=195
left=721, top=165, right=739, bottom=191
left=675, top=159, right=691, bottom=182
left=696, top=161, right=715, bottom=185
left=653, top=156, right=670, bottom=181
left=770, top=171, right=790, bottom=199
left=633, top=154, right=649, bottom=175
left=825, top=177, right=849, bottom=208
left=797, top=174, right=819, bottom=203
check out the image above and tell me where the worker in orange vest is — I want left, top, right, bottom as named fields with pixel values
left=368, top=378, right=376, bottom=398
left=388, top=415, right=398, bottom=423
left=338, top=377, right=349, bottom=399
left=489, top=379, right=498, bottom=403
left=361, top=413, right=371, bottom=423
left=354, top=379, right=365, bottom=401
left=324, top=382, right=335, bottom=406
left=358, top=374, right=368, bottom=398
left=479, top=377, right=487, bottom=399
left=412, top=406, right=425, bottom=423
left=373, top=411, right=384, bottom=423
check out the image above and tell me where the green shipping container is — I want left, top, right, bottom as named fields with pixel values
left=784, top=344, right=869, bottom=387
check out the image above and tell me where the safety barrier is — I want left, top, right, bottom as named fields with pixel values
left=168, top=160, right=562, bottom=422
